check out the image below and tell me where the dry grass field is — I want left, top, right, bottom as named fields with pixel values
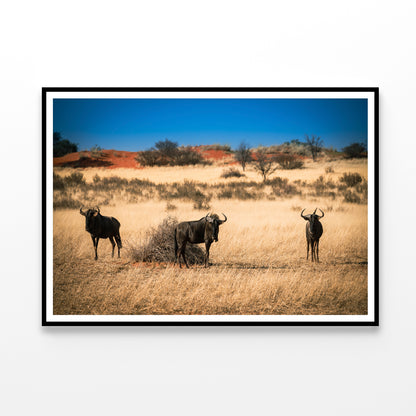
left=54, top=157, right=367, bottom=184
left=52, top=159, right=369, bottom=316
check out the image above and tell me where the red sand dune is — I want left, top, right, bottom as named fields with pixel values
left=193, top=147, right=230, bottom=161
left=54, top=150, right=141, bottom=169
left=54, top=147, right=234, bottom=168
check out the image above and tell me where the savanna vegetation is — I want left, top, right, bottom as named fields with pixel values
left=52, top=153, right=369, bottom=316
left=135, top=139, right=209, bottom=167
left=53, top=132, right=78, bottom=157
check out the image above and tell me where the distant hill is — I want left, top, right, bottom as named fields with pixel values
left=53, top=144, right=346, bottom=169
left=53, top=146, right=234, bottom=169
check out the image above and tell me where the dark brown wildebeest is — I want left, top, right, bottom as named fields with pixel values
left=301, top=208, right=324, bottom=262
left=174, top=213, right=227, bottom=268
left=80, top=207, right=122, bottom=260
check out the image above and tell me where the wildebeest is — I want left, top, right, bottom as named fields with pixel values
left=79, top=207, right=122, bottom=260
left=174, top=213, right=227, bottom=268
left=301, top=208, right=324, bottom=262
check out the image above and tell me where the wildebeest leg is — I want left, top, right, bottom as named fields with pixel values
left=174, top=242, right=180, bottom=266
left=115, top=234, right=122, bottom=258
left=306, top=239, right=310, bottom=260
left=176, top=247, right=181, bottom=268
left=91, top=235, right=97, bottom=260
left=204, top=241, right=211, bottom=268
left=176, top=242, right=183, bottom=268
left=109, top=236, right=116, bottom=257
left=316, top=240, right=320, bottom=263
left=93, top=237, right=99, bottom=260
left=311, top=241, right=316, bottom=262
left=174, top=248, right=178, bottom=266
left=180, top=241, right=189, bottom=268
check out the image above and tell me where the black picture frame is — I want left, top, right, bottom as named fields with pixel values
left=43, top=87, right=379, bottom=326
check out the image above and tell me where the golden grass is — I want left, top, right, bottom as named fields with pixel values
left=54, top=158, right=367, bottom=184
left=53, top=192, right=368, bottom=315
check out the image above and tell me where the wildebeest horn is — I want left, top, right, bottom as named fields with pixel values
left=219, top=213, right=227, bottom=224
left=301, top=209, right=310, bottom=220
left=94, top=206, right=100, bottom=213
left=80, top=207, right=86, bottom=216
left=317, top=208, right=324, bottom=219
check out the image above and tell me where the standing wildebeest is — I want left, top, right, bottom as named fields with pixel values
left=79, top=207, right=122, bottom=260
left=174, top=213, right=227, bottom=268
left=301, top=208, right=324, bottom=262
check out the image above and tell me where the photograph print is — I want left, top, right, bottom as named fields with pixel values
left=43, top=88, right=378, bottom=325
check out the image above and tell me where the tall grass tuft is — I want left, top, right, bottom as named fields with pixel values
left=221, top=167, right=246, bottom=178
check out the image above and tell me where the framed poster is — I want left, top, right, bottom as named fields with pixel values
left=43, top=87, right=378, bottom=325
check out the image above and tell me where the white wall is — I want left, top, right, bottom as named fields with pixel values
left=1, top=1, right=414, bottom=415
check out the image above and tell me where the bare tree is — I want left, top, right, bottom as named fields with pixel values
left=234, top=141, right=252, bottom=171
left=253, top=148, right=278, bottom=182
left=305, top=135, right=323, bottom=161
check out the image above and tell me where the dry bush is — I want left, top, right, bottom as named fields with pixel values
left=204, top=144, right=232, bottom=152
left=53, top=172, right=66, bottom=190
left=90, top=145, right=103, bottom=159
left=127, top=216, right=205, bottom=264
left=135, top=149, right=161, bottom=167
left=135, top=145, right=209, bottom=167
left=162, top=180, right=212, bottom=209
left=53, top=192, right=80, bottom=209
left=267, top=177, right=301, bottom=197
left=221, top=167, right=246, bottom=178
left=216, top=181, right=264, bottom=200
left=174, top=147, right=209, bottom=166
left=339, top=172, right=363, bottom=187
left=343, top=189, right=362, bottom=204
left=310, top=175, right=337, bottom=198
left=275, top=154, right=304, bottom=170
left=165, top=202, right=177, bottom=211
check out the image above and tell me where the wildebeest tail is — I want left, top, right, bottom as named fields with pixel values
left=115, top=234, right=122, bottom=248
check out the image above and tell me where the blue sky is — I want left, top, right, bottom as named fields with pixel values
left=53, top=98, right=368, bottom=151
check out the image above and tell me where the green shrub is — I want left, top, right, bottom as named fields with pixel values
left=136, top=149, right=162, bottom=167
left=53, top=132, right=78, bottom=157
left=135, top=143, right=209, bottom=167
left=172, top=147, right=206, bottom=166
left=342, top=142, right=367, bottom=159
